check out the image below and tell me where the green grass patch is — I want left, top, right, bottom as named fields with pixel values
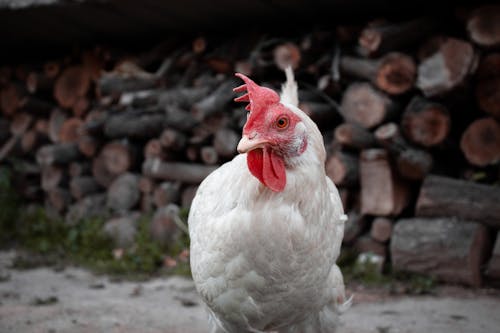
left=0, top=167, right=190, bottom=279
left=338, top=247, right=436, bottom=295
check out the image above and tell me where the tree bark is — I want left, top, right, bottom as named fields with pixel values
left=325, top=150, right=359, bottom=187
left=143, top=158, right=217, bottom=184
left=69, top=176, right=101, bottom=200
left=391, top=217, right=493, bottom=287
left=334, top=123, right=376, bottom=150
left=36, top=143, right=80, bottom=166
left=340, top=52, right=416, bottom=95
left=153, top=181, right=181, bottom=207
left=360, top=149, right=410, bottom=216
left=416, top=175, right=500, bottom=228
left=104, top=109, right=165, bottom=139
left=475, top=53, right=500, bottom=120
left=358, top=17, right=438, bottom=57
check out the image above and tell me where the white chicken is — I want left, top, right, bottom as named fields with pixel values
left=188, top=68, right=349, bottom=333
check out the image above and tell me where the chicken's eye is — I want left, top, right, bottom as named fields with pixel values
left=275, top=116, right=289, bottom=130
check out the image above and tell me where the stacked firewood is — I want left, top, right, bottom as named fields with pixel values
left=1, top=5, right=499, bottom=286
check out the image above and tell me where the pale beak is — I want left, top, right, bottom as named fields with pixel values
left=237, top=135, right=267, bottom=154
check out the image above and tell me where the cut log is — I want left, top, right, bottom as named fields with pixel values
left=83, top=109, right=107, bottom=136
left=159, top=128, right=187, bottom=151
left=150, top=204, right=181, bottom=246
left=191, top=78, right=239, bottom=121
left=103, top=214, right=140, bottom=249
left=485, top=234, right=500, bottom=284
left=213, top=128, right=238, bottom=158
left=375, top=122, right=433, bottom=180
left=21, top=129, right=48, bottom=153
left=370, top=217, right=393, bottom=243
left=104, top=110, right=165, bottom=139
left=36, top=143, right=80, bottom=166
left=467, top=5, right=500, bottom=48
left=138, top=176, right=155, bottom=194
left=156, top=86, right=211, bottom=110
left=143, top=158, right=217, bottom=184
left=54, top=66, right=90, bottom=109
left=340, top=52, right=416, bottom=95
left=97, top=72, right=160, bottom=96
left=185, top=145, right=199, bottom=162
left=401, top=96, right=450, bottom=147
left=141, top=193, right=154, bottom=214
left=460, top=117, right=500, bottom=167
left=69, top=176, right=101, bottom=200
left=0, top=84, right=23, bottom=116
left=391, top=218, right=493, bottom=287
left=325, top=151, right=359, bottom=187
left=358, top=17, right=438, bottom=57
left=41, top=165, right=67, bottom=191
left=10, top=112, right=32, bottom=136
left=273, top=42, right=301, bottom=70
left=100, top=140, right=138, bottom=177
left=416, top=175, right=500, bottom=228
left=92, top=154, right=117, bottom=188
left=68, top=161, right=91, bottom=177
left=340, top=82, right=397, bottom=129
left=106, top=173, right=140, bottom=212
left=144, top=139, right=164, bottom=159
left=360, top=149, right=410, bottom=216
left=200, top=146, right=219, bottom=165
left=475, top=54, right=500, bottom=120
left=77, top=134, right=100, bottom=157
left=34, top=119, right=49, bottom=136
left=334, top=123, right=376, bottom=150
left=396, top=148, right=433, bottom=181
left=47, top=187, right=71, bottom=213
left=58, top=118, right=83, bottom=143
left=374, top=122, right=407, bottom=151
left=48, top=108, right=68, bottom=143
left=354, top=236, right=387, bottom=257
left=72, top=96, right=89, bottom=117
left=416, top=38, right=476, bottom=96
left=153, top=181, right=181, bottom=207
left=65, top=193, right=108, bottom=226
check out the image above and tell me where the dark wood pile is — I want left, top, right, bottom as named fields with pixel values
left=1, top=4, right=499, bottom=286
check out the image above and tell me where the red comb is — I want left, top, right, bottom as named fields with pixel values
left=233, top=73, right=280, bottom=114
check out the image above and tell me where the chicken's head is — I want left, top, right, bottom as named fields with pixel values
left=233, top=73, right=308, bottom=192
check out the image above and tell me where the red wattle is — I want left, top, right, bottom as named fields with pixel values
left=247, top=148, right=286, bottom=192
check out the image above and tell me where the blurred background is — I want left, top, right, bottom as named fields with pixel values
left=0, top=0, right=499, bottom=332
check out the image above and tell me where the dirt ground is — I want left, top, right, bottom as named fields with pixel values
left=1, top=250, right=499, bottom=333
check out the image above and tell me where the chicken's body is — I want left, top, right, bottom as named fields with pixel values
left=189, top=70, right=348, bottom=333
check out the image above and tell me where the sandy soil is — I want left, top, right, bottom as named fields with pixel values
left=1, top=250, right=499, bottom=333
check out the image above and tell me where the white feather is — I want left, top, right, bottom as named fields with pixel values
left=280, top=66, right=299, bottom=107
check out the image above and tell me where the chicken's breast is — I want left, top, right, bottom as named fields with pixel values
left=189, top=153, right=345, bottom=332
